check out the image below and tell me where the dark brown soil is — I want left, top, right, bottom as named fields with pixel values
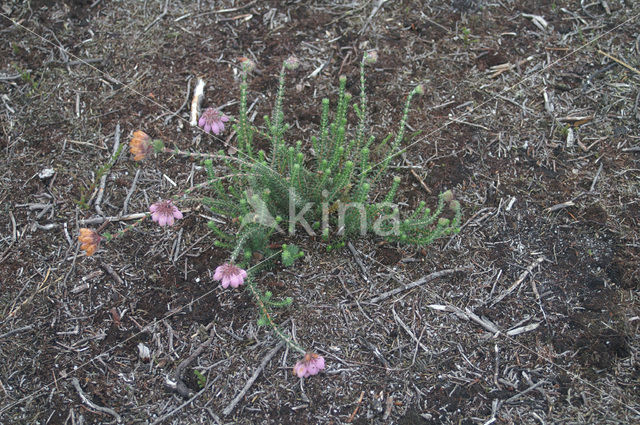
left=1, top=1, right=639, bottom=424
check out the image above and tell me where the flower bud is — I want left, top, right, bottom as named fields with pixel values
left=442, top=190, right=454, bottom=203
left=415, top=84, right=425, bottom=95
left=284, top=55, right=300, bottom=70
left=364, top=50, right=378, bottom=64
left=238, top=57, right=256, bottom=72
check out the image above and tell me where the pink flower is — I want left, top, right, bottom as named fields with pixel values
left=213, top=263, right=247, bottom=288
left=293, top=352, right=325, bottom=378
left=150, top=200, right=183, bottom=226
left=198, top=107, right=229, bottom=135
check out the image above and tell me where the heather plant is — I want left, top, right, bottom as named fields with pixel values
left=204, top=53, right=461, bottom=261
left=77, top=52, right=462, bottom=379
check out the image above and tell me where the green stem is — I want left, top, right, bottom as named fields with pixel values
left=245, top=277, right=305, bottom=354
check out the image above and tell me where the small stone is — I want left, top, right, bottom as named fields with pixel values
left=137, top=343, right=151, bottom=362
left=38, top=168, right=55, bottom=180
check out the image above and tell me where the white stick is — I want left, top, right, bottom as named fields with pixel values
left=190, top=78, right=205, bottom=126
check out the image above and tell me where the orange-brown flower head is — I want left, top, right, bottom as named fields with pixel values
left=78, top=228, right=102, bottom=256
left=364, top=50, right=378, bottom=65
left=238, top=57, right=256, bottom=73
left=129, top=130, right=153, bottom=161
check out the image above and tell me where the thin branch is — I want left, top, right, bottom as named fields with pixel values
left=0, top=325, right=33, bottom=339
left=222, top=341, right=285, bottom=416
left=347, top=242, right=369, bottom=283
left=95, top=123, right=121, bottom=216
left=165, top=325, right=216, bottom=397
left=121, top=168, right=140, bottom=216
left=590, top=162, right=603, bottom=192
left=144, top=0, right=170, bottom=32
left=163, top=77, right=192, bottom=125
left=150, top=386, right=208, bottom=425
left=597, top=49, right=640, bottom=76
left=490, top=257, right=544, bottom=307
left=72, top=377, right=121, bottom=422
left=190, top=78, right=205, bottom=126
left=367, top=267, right=470, bottom=304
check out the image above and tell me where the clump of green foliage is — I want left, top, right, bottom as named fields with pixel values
left=203, top=53, right=461, bottom=263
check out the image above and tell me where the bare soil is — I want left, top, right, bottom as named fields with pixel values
left=1, top=1, right=639, bottom=424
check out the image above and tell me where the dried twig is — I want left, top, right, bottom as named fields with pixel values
left=174, top=0, right=257, bottom=21
left=597, top=49, right=640, bottom=76
left=584, top=63, right=617, bottom=95
left=444, top=207, right=495, bottom=250
left=546, top=201, right=575, bottom=212
left=72, top=377, right=121, bottom=422
left=100, top=262, right=124, bottom=285
left=0, top=211, right=17, bottom=263
left=163, top=77, right=192, bottom=125
left=427, top=304, right=499, bottom=334
left=346, top=391, right=365, bottom=422
left=521, top=13, right=549, bottom=31
left=464, top=307, right=500, bottom=334
left=360, top=0, right=390, bottom=34
left=505, top=379, right=548, bottom=404
left=0, top=74, right=23, bottom=81
left=0, top=325, right=33, bottom=340
left=222, top=341, right=285, bottom=416
left=448, top=117, right=489, bottom=130
left=150, top=386, right=208, bottom=425
left=506, top=322, right=540, bottom=336
left=347, top=242, right=369, bottom=282
left=392, top=306, right=430, bottom=355
left=307, top=51, right=334, bottom=79
left=190, top=78, right=205, bottom=126
left=367, top=267, right=470, bottom=304
left=590, top=162, right=603, bottom=192
left=174, top=230, right=213, bottom=261
left=401, top=152, right=431, bottom=194
left=172, top=228, right=183, bottom=262
left=382, top=394, right=394, bottom=420
left=488, top=56, right=533, bottom=78
left=166, top=325, right=216, bottom=397
left=52, top=58, right=103, bottom=67
left=144, top=0, right=170, bottom=32
left=80, top=212, right=148, bottom=226
left=95, top=124, right=121, bottom=216
left=121, top=169, right=140, bottom=216
left=490, top=257, right=544, bottom=307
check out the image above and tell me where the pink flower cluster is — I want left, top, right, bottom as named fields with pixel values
left=214, top=263, right=247, bottom=288
left=199, top=107, right=229, bottom=135
left=150, top=200, right=183, bottom=226
left=293, top=353, right=325, bottom=378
